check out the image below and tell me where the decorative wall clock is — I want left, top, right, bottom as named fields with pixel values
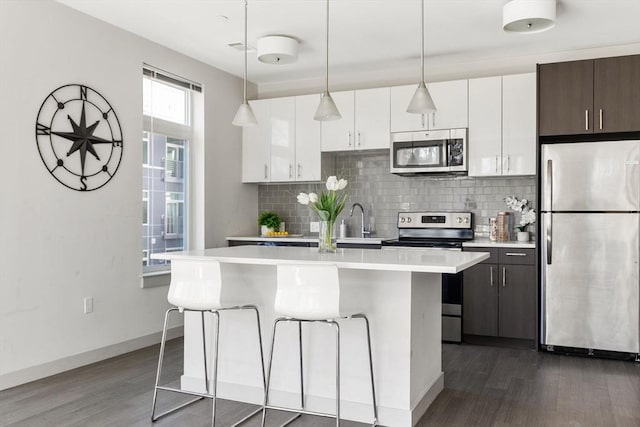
left=35, top=84, right=123, bottom=191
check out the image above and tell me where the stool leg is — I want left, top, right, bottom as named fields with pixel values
left=298, top=321, right=304, bottom=410
left=202, top=312, right=209, bottom=395
left=354, top=314, right=378, bottom=425
left=261, top=317, right=285, bottom=427
left=151, top=307, right=179, bottom=421
left=211, top=311, right=220, bottom=427
left=330, top=320, right=341, bottom=427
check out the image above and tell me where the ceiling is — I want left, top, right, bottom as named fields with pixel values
left=57, top=0, right=640, bottom=86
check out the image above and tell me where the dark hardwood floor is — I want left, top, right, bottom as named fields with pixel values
left=1, top=339, right=638, bottom=426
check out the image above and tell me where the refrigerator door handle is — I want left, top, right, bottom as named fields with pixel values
left=546, top=159, right=553, bottom=211
left=546, top=212, right=552, bottom=265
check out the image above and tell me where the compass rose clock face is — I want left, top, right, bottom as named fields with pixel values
left=35, top=84, right=123, bottom=191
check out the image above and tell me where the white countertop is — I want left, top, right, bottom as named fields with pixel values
left=463, top=239, right=536, bottom=249
left=152, top=245, right=489, bottom=274
left=227, top=236, right=536, bottom=248
left=226, top=236, right=386, bottom=245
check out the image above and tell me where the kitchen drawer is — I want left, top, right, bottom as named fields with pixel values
left=463, top=247, right=498, bottom=264
left=498, top=248, right=535, bottom=265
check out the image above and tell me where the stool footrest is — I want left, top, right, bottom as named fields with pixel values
left=264, top=404, right=337, bottom=419
left=151, top=395, right=203, bottom=421
left=155, top=385, right=215, bottom=399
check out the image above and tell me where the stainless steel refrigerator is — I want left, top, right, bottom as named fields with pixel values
left=541, top=140, right=640, bottom=355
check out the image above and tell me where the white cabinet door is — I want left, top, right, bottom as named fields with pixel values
left=355, top=87, right=390, bottom=150
left=295, top=94, right=321, bottom=181
left=269, top=97, right=296, bottom=182
left=502, top=73, right=536, bottom=176
left=428, top=79, right=468, bottom=130
left=390, top=84, right=428, bottom=132
left=468, top=76, right=502, bottom=177
left=320, top=91, right=355, bottom=152
left=242, top=99, right=270, bottom=183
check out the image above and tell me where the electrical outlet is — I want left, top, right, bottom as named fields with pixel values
left=84, top=297, right=93, bottom=314
left=310, top=221, right=319, bottom=232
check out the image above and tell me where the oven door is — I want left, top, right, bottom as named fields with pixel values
left=390, top=130, right=450, bottom=174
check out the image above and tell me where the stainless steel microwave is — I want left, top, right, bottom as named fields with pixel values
left=390, top=129, right=468, bottom=175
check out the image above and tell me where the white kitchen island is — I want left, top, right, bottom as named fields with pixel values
left=152, top=246, right=488, bottom=426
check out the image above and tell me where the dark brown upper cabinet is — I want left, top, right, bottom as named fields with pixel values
left=538, top=55, right=640, bottom=136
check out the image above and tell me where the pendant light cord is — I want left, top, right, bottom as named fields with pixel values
left=243, top=0, right=248, bottom=103
left=421, top=0, right=425, bottom=83
left=325, top=0, right=329, bottom=92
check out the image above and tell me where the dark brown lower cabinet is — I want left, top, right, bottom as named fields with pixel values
left=463, top=248, right=536, bottom=340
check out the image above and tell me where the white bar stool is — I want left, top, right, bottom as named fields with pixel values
left=151, top=259, right=265, bottom=426
left=261, top=264, right=378, bottom=427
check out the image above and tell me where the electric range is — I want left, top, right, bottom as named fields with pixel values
left=382, top=211, right=473, bottom=343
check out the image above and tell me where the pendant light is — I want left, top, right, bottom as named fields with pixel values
left=406, top=0, right=436, bottom=114
left=314, top=0, right=341, bottom=121
left=232, top=0, right=258, bottom=127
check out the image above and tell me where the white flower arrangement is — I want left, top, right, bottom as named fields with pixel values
left=297, top=176, right=348, bottom=223
left=504, top=196, right=536, bottom=232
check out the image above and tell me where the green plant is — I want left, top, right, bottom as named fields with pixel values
left=258, top=211, right=281, bottom=230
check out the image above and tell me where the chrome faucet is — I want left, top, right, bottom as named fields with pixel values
left=349, top=202, right=371, bottom=238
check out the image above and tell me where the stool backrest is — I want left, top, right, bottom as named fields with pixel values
left=168, top=260, right=223, bottom=310
left=275, top=264, right=341, bottom=320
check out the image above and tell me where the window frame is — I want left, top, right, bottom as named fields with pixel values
left=142, top=75, right=193, bottom=275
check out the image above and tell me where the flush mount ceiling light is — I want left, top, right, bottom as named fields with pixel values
left=407, top=0, right=436, bottom=115
left=314, top=0, right=341, bottom=121
left=257, top=36, right=298, bottom=64
left=233, top=0, right=257, bottom=127
left=503, top=0, right=556, bottom=34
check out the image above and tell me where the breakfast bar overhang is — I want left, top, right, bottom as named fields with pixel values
left=152, top=246, right=489, bottom=426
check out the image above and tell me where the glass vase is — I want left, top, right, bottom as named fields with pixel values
left=318, top=220, right=337, bottom=253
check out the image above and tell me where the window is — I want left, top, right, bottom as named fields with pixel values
left=142, top=67, right=201, bottom=273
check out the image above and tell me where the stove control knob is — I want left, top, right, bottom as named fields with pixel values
left=464, top=217, right=470, bottom=224
left=400, top=217, right=406, bottom=223
left=456, top=217, right=463, bottom=224
left=407, top=217, right=412, bottom=223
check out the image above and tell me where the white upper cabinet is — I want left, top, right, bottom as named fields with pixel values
left=390, top=80, right=468, bottom=132
left=242, top=99, right=271, bottom=183
left=295, top=94, right=321, bottom=181
left=321, top=87, right=390, bottom=151
left=468, top=73, right=536, bottom=177
left=320, top=91, right=356, bottom=151
left=354, top=87, right=391, bottom=150
left=427, top=80, right=469, bottom=130
left=502, top=73, right=536, bottom=176
left=269, top=97, right=296, bottom=182
left=469, top=76, right=502, bottom=176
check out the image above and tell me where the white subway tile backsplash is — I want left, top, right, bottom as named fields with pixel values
left=258, top=151, right=536, bottom=238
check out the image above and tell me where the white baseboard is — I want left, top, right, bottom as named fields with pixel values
left=0, top=326, right=183, bottom=391
left=411, top=372, right=445, bottom=426
left=180, top=375, right=420, bottom=426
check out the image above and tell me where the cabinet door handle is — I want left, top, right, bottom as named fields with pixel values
left=490, top=266, right=494, bottom=287
left=599, top=109, right=603, bottom=130
left=495, top=156, right=499, bottom=173
left=357, top=131, right=361, bottom=147
left=505, top=252, right=527, bottom=257
left=348, top=131, right=352, bottom=147
left=421, top=114, right=426, bottom=129
left=264, top=164, right=268, bottom=179
left=432, top=112, right=436, bottom=128
left=289, top=164, right=293, bottom=179
left=502, top=267, right=506, bottom=287
left=297, top=163, right=301, bottom=178
left=506, top=155, right=510, bottom=172
left=585, top=109, right=589, bottom=130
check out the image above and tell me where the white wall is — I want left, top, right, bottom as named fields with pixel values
left=0, top=0, right=257, bottom=389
